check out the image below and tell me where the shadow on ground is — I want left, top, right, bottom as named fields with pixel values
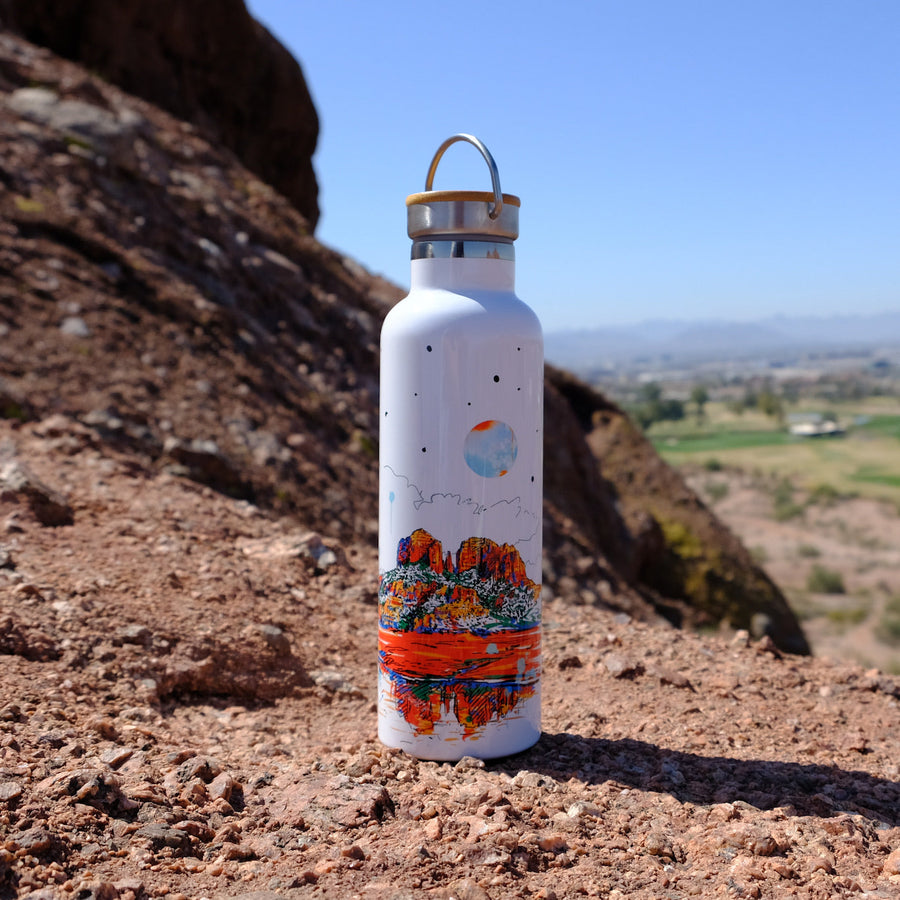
left=494, top=732, right=900, bottom=827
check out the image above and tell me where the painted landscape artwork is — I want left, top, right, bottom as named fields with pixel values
left=379, top=528, right=541, bottom=738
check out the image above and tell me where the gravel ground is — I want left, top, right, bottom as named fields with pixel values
left=2, top=417, right=900, bottom=899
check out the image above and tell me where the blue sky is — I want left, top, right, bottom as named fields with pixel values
left=248, top=1, right=899, bottom=332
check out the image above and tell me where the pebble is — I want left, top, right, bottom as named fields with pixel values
left=460, top=815, right=499, bottom=842
left=346, top=754, right=378, bottom=777
left=176, top=756, right=222, bottom=783
left=118, top=625, right=152, bottom=646
left=207, top=772, right=236, bottom=802
left=754, top=635, right=781, bottom=657
left=309, top=669, right=360, bottom=695
left=443, top=878, right=491, bottom=900
left=4, top=512, right=24, bottom=533
left=730, top=857, right=766, bottom=882
left=0, top=460, right=73, bottom=526
left=558, top=655, right=583, bottom=670
left=133, top=823, right=192, bottom=853
left=71, top=880, right=118, bottom=900
left=841, top=733, right=869, bottom=754
left=882, top=847, right=900, bottom=876
left=652, top=666, right=695, bottom=690
left=567, top=801, right=602, bottom=819
left=770, top=861, right=795, bottom=879
left=807, top=851, right=835, bottom=874
left=731, top=629, right=751, bottom=647
left=314, top=856, right=339, bottom=875
left=537, top=833, right=568, bottom=853
left=100, top=748, right=134, bottom=768
left=644, top=832, right=675, bottom=859
left=168, top=821, right=212, bottom=843
left=603, top=653, right=642, bottom=679
left=0, top=782, right=23, bottom=802
left=87, top=717, right=119, bottom=740
left=60, top=316, right=90, bottom=337
left=254, top=623, right=290, bottom=654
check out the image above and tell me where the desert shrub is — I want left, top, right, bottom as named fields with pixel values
left=806, top=565, right=846, bottom=595
left=691, top=385, right=709, bottom=417
left=775, top=503, right=804, bottom=522
left=631, top=382, right=685, bottom=430
left=772, top=478, right=804, bottom=521
left=354, top=430, right=377, bottom=457
left=750, top=545, right=768, bottom=564
left=797, top=543, right=821, bottom=558
left=1, top=401, right=27, bottom=421
left=791, top=596, right=824, bottom=622
left=809, top=483, right=840, bottom=507
left=703, top=457, right=723, bottom=472
left=826, top=604, right=869, bottom=627
left=659, top=520, right=703, bottom=560
left=875, top=595, right=900, bottom=646
left=705, top=480, right=729, bottom=503
left=757, top=390, right=784, bottom=422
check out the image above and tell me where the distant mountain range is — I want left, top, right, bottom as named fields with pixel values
left=545, top=311, right=900, bottom=371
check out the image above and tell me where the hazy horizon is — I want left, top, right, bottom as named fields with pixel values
left=544, top=308, right=900, bottom=335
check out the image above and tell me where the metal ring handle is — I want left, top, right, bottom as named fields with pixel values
left=424, top=134, right=504, bottom=220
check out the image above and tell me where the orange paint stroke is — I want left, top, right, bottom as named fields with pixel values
left=379, top=626, right=540, bottom=683
left=471, top=419, right=497, bottom=431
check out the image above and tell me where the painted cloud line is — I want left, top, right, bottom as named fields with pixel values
left=381, top=465, right=541, bottom=573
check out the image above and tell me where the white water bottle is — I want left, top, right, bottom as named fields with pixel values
left=378, top=134, right=544, bottom=760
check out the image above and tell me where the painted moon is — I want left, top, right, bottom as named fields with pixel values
left=464, top=420, right=518, bottom=478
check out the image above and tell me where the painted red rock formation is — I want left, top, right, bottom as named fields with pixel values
left=396, top=529, right=535, bottom=591
left=397, top=528, right=446, bottom=574
left=456, top=536, right=530, bottom=587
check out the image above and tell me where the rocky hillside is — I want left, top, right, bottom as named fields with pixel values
left=1, top=16, right=899, bottom=900
left=0, top=0, right=320, bottom=227
left=0, top=14, right=806, bottom=651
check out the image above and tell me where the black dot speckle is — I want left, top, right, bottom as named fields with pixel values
left=531, top=476, right=535, bottom=482
left=426, top=345, right=432, bottom=352
left=421, top=447, right=427, bottom=453
left=493, top=375, right=500, bottom=383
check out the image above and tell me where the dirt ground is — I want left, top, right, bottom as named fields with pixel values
left=3, top=416, right=900, bottom=900
left=685, top=466, right=900, bottom=674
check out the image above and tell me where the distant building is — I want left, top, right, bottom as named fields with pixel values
left=789, top=420, right=845, bottom=438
